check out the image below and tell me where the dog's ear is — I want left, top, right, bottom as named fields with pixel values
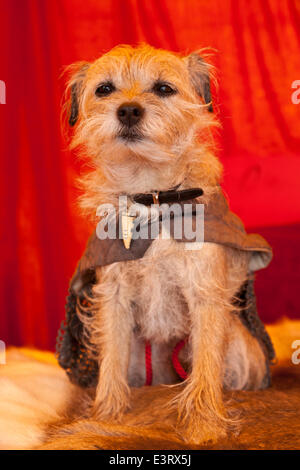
left=185, top=53, right=213, bottom=112
left=67, top=62, right=90, bottom=127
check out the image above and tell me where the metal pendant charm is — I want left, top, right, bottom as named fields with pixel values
left=121, top=212, right=135, bottom=250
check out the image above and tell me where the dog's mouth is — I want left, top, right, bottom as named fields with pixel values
left=117, top=129, right=143, bottom=143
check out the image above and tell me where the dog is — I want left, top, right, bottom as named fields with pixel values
left=59, top=44, right=273, bottom=445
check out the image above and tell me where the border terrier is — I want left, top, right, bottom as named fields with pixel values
left=61, top=44, right=274, bottom=444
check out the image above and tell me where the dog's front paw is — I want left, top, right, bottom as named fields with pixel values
left=174, top=381, right=229, bottom=445
left=180, top=416, right=227, bottom=446
left=93, top=378, right=131, bottom=421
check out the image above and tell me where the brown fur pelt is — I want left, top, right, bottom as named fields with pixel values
left=0, top=319, right=299, bottom=450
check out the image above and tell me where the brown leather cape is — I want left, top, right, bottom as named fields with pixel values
left=56, top=188, right=275, bottom=388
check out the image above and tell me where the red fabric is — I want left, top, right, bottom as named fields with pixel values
left=172, top=339, right=188, bottom=381
left=145, top=339, right=189, bottom=385
left=145, top=341, right=153, bottom=386
left=0, top=0, right=300, bottom=349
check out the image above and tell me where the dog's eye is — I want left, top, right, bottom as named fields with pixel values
left=153, top=82, right=177, bottom=97
left=95, top=82, right=115, bottom=97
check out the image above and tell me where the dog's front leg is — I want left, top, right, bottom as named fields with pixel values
left=92, top=266, right=134, bottom=421
left=176, top=248, right=231, bottom=444
left=176, top=301, right=229, bottom=444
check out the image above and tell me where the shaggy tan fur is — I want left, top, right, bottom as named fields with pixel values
left=0, top=320, right=299, bottom=450
left=61, top=44, right=271, bottom=444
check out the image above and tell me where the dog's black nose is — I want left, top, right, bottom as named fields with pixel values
left=117, top=102, right=144, bottom=127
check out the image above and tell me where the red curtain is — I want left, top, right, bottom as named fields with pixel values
left=0, top=0, right=300, bottom=349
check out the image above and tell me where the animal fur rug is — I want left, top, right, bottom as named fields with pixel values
left=0, top=318, right=300, bottom=450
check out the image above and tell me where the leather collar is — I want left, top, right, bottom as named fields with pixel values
left=132, top=187, right=203, bottom=206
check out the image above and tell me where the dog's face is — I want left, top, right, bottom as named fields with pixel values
left=67, top=45, right=214, bottom=167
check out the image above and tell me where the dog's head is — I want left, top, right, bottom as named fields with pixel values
left=65, top=45, right=215, bottom=167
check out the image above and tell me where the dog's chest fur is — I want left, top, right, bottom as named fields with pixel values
left=129, top=238, right=192, bottom=343
left=125, top=238, right=192, bottom=386
left=106, top=235, right=221, bottom=387
left=98, top=235, right=248, bottom=387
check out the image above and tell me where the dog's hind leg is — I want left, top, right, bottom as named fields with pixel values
left=223, top=314, right=269, bottom=391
